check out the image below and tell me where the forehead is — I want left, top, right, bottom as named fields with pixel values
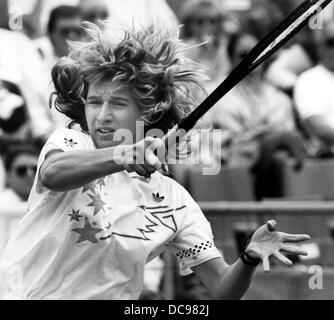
left=87, top=80, right=131, bottom=97
left=55, top=16, right=82, bottom=29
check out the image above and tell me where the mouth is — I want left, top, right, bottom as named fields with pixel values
left=96, top=128, right=115, bottom=135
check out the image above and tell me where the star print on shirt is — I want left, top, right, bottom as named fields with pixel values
left=88, top=192, right=106, bottom=216
left=82, top=182, right=96, bottom=194
left=68, top=209, right=83, bottom=222
left=72, top=217, right=103, bottom=244
left=64, top=138, right=78, bottom=148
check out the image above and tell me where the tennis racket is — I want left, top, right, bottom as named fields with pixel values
left=163, top=0, right=333, bottom=149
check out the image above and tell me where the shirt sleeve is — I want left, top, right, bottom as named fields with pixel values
left=35, top=128, right=91, bottom=193
left=170, top=187, right=222, bottom=276
left=42, top=128, right=90, bottom=155
left=294, top=70, right=328, bottom=120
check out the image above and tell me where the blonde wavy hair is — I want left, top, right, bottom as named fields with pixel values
left=50, top=23, right=207, bottom=134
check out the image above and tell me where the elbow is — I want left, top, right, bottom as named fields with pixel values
left=40, top=164, right=64, bottom=192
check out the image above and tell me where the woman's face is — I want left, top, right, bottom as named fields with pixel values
left=85, top=80, right=142, bottom=149
left=7, top=153, right=38, bottom=201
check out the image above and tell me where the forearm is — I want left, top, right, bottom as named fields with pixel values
left=41, top=147, right=125, bottom=191
left=213, top=259, right=257, bottom=300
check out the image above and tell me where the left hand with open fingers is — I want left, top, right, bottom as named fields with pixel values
left=244, top=220, right=311, bottom=273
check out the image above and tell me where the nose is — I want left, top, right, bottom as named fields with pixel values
left=97, top=102, right=113, bottom=123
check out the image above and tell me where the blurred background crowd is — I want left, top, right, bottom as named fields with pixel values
left=2, top=0, right=334, bottom=300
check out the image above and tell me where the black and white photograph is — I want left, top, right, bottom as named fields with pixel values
left=0, top=0, right=334, bottom=306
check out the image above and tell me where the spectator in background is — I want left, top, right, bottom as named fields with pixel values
left=265, top=32, right=317, bottom=95
left=209, top=31, right=296, bottom=168
left=103, top=0, right=178, bottom=33
left=35, top=5, right=84, bottom=71
left=0, top=143, right=39, bottom=254
left=35, top=5, right=84, bottom=129
left=1, top=143, right=39, bottom=202
left=79, top=0, right=109, bottom=28
left=21, top=0, right=44, bottom=39
left=180, top=0, right=230, bottom=83
left=0, top=28, right=54, bottom=140
left=0, top=80, right=29, bottom=141
left=294, top=19, right=334, bottom=154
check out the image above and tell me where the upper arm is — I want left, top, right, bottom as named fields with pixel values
left=192, top=257, right=229, bottom=299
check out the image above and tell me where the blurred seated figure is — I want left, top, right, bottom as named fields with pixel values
left=0, top=80, right=29, bottom=141
left=0, top=142, right=40, bottom=253
left=21, top=0, right=44, bottom=39
left=266, top=28, right=318, bottom=94
left=294, top=19, right=334, bottom=155
left=35, top=5, right=84, bottom=129
left=79, top=0, right=109, bottom=28
left=0, top=28, right=53, bottom=140
left=103, top=0, right=178, bottom=33
left=35, top=5, right=84, bottom=71
left=180, top=0, right=230, bottom=83
left=1, top=142, right=39, bottom=202
left=209, top=30, right=296, bottom=168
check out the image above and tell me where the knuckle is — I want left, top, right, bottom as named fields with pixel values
left=154, top=138, right=164, bottom=146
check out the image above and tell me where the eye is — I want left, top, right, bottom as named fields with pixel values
left=111, top=99, right=128, bottom=108
left=115, top=102, right=128, bottom=107
left=87, top=99, right=101, bottom=106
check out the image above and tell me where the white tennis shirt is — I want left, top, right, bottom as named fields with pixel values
left=0, top=128, right=221, bottom=300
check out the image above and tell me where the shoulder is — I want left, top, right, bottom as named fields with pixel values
left=297, top=65, right=328, bottom=84
left=48, top=128, right=91, bottom=143
left=41, top=128, right=94, bottom=155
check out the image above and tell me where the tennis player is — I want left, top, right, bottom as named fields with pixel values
left=0, top=24, right=310, bottom=300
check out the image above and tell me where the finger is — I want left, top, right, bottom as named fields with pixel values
left=123, top=163, right=133, bottom=173
left=145, top=150, right=162, bottom=171
left=134, top=165, right=151, bottom=178
left=262, top=256, right=270, bottom=273
left=273, top=252, right=293, bottom=266
left=142, top=164, right=156, bottom=175
left=147, top=138, right=166, bottom=164
left=280, top=244, right=308, bottom=256
left=266, top=220, right=277, bottom=232
left=161, top=164, right=169, bottom=173
left=280, top=233, right=311, bottom=243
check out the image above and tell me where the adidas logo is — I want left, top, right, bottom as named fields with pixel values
left=153, top=193, right=165, bottom=203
